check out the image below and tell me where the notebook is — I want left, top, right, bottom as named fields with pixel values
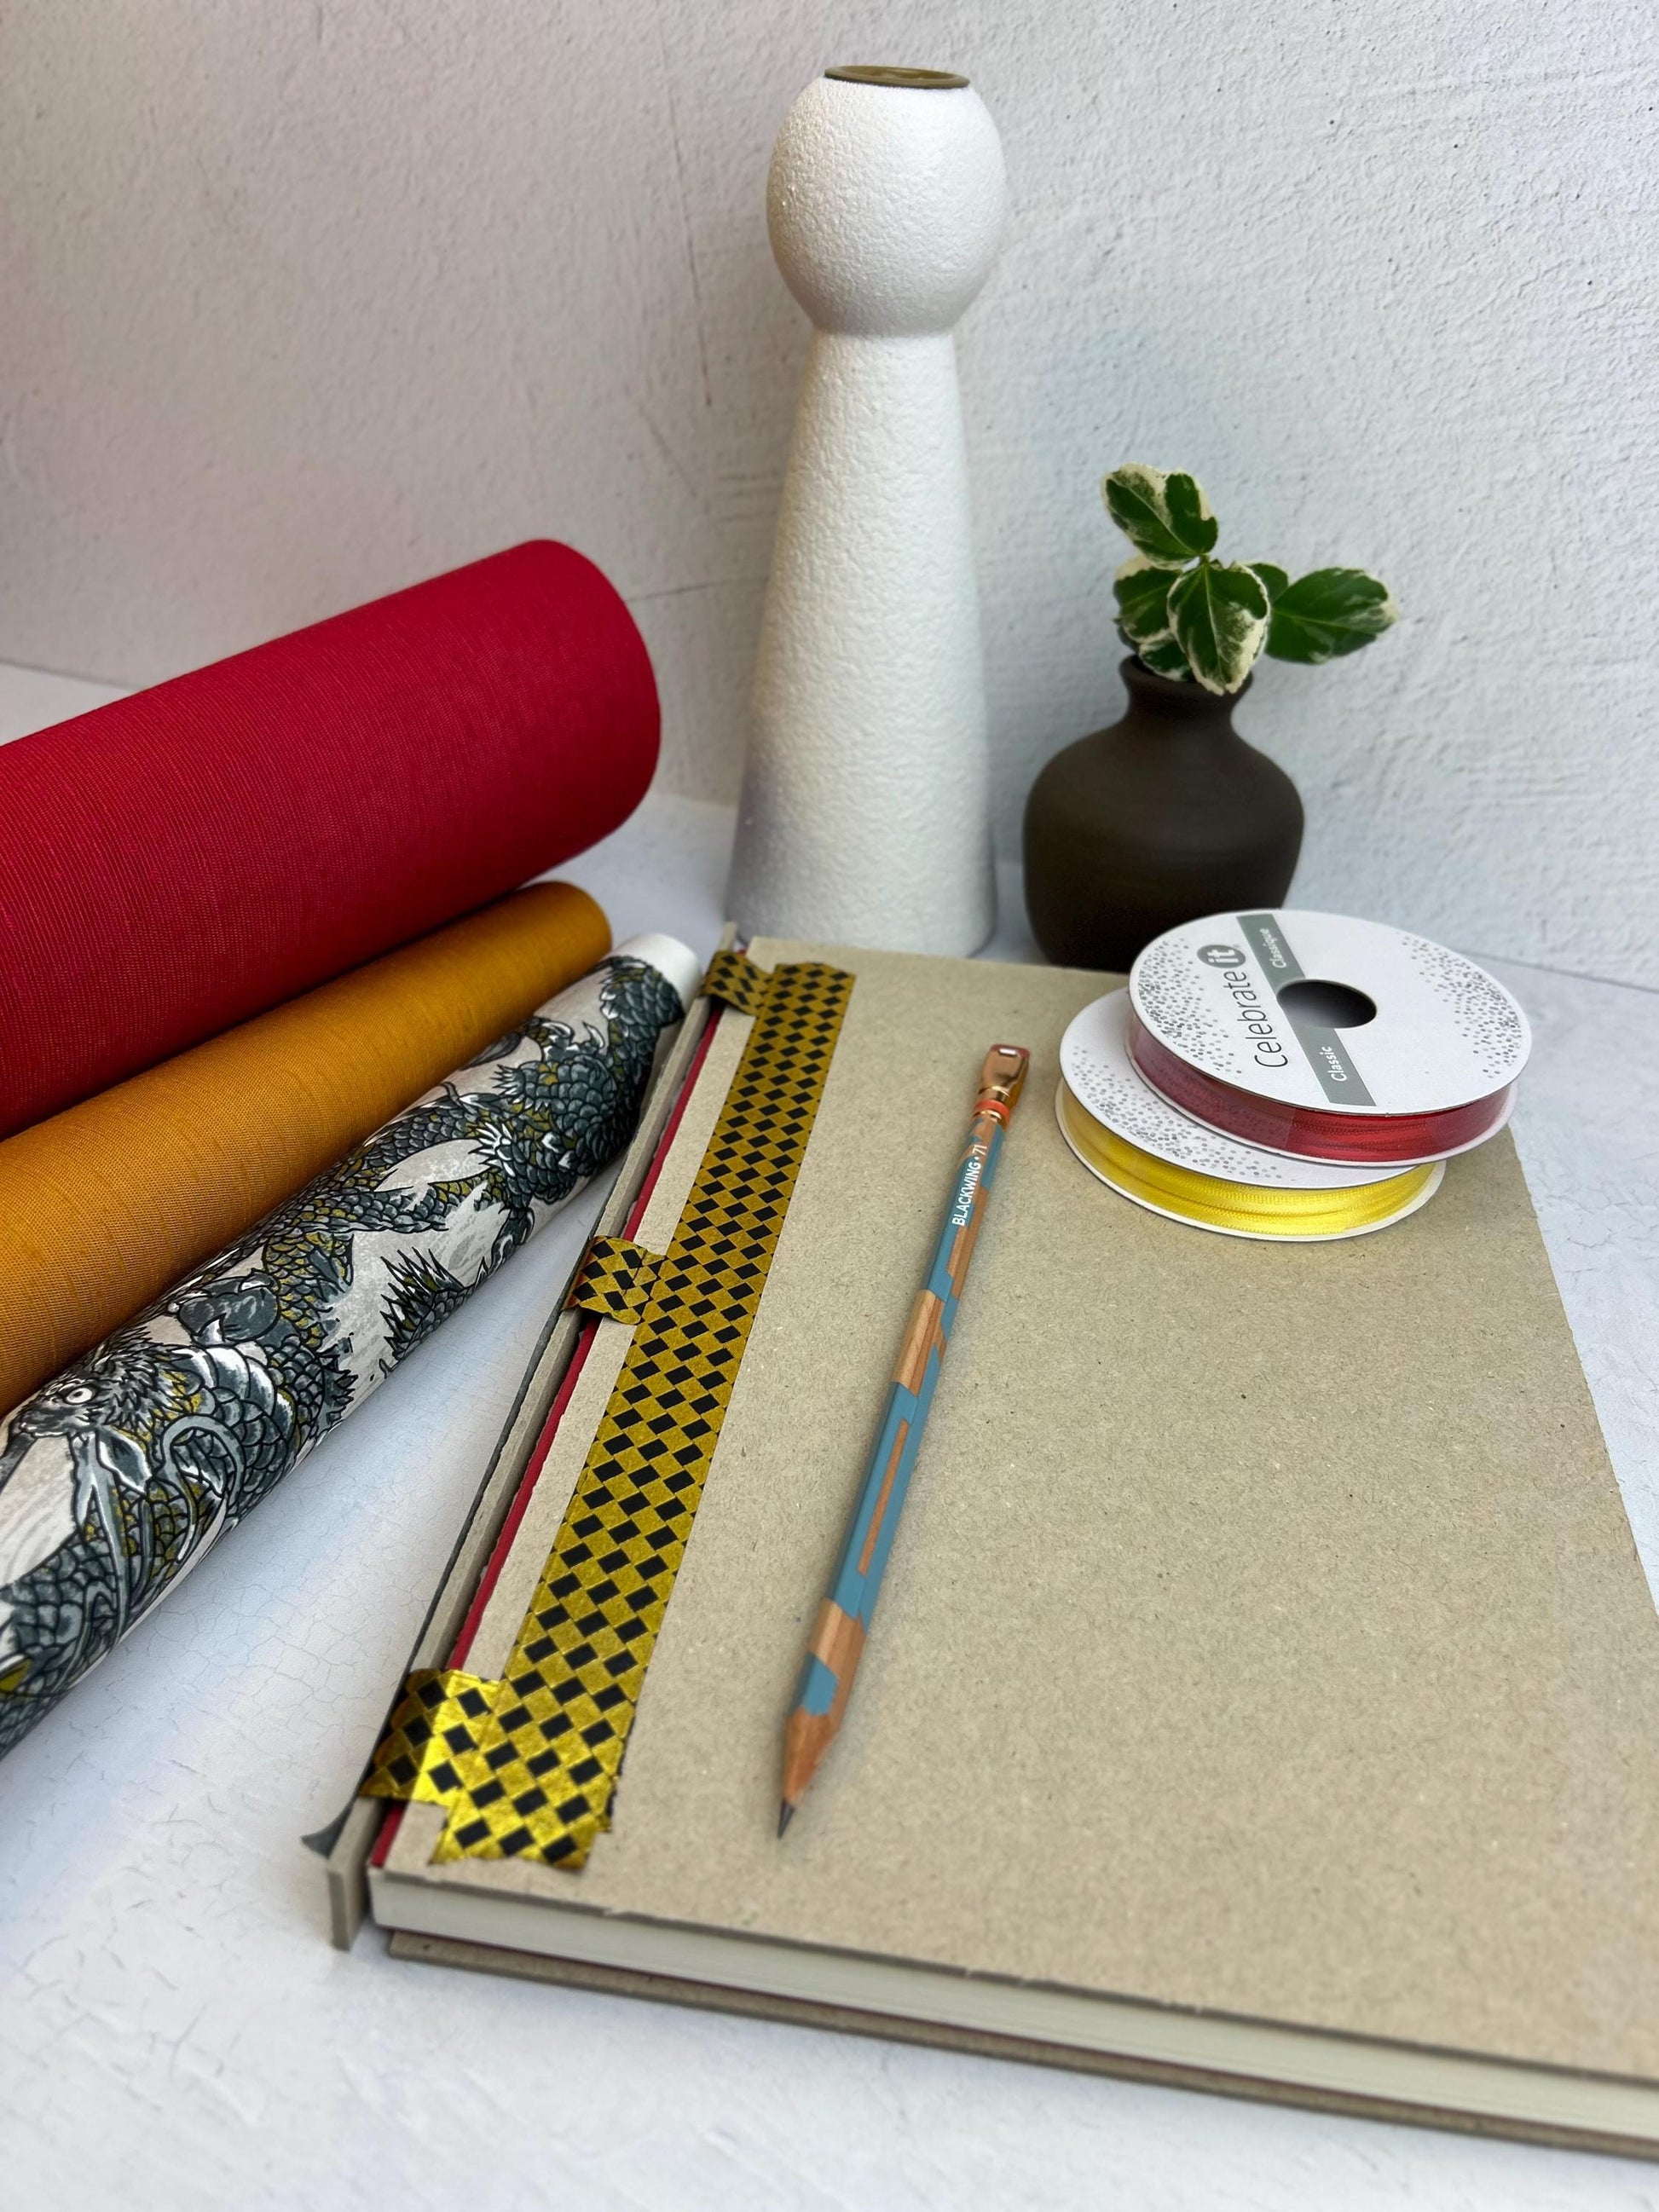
left=338, top=941, right=1659, bottom=2158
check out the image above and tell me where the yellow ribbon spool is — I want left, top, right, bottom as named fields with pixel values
left=1056, top=1084, right=1441, bottom=1241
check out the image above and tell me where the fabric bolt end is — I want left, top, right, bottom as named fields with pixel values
left=0, top=881, right=610, bottom=1419
left=0, top=540, right=658, bottom=1135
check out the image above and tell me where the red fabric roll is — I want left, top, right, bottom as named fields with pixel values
left=0, top=541, right=657, bottom=1136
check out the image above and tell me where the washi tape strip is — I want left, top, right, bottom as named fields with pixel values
left=566, top=1236, right=662, bottom=1324
left=700, top=946, right=774, bottom=1016
left=363, top=958, right=853, bottom=1868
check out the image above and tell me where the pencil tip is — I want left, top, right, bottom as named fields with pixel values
left=777, top=1801, right=795, bottom=1838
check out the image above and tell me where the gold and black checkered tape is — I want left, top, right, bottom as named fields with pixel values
left=700, top=944, right=775, bottom=1016
left=568, top=1235, right=662, bottom=1323
left=363, top=956, right=853, bottom=1867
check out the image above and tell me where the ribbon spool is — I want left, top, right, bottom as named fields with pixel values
left=1057, top=1086, right=1442, bottom=1241
left=1059, top=991, right=1443, bottom=1243
left=1128, top=910, right=1529, bottom=1166
left=1125, top=1013, right=1512, bottom=1166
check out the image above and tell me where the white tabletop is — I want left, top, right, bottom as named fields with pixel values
left=3, top=667, right=1656, bottom=2209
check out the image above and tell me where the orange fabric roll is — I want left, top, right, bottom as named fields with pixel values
left=0, top=881, right=610, bottom=1418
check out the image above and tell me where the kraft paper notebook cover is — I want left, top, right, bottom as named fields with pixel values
left=351, top=942, right=1659, bottom=2157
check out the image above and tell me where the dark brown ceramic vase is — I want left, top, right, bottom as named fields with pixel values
left=1022, top=658, right=1304, bottom=972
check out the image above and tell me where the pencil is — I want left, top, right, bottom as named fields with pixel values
left=778, top=1042, right=1031, bottom=1834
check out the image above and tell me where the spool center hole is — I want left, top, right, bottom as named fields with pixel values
left=1277, top=978, right=1379, bottom=1030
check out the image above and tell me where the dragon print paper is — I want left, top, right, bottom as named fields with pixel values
left=0, top=947, right=687, bottom=1759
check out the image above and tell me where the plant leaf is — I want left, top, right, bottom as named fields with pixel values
left=1265, top=568, right=1397, bottom=664
left=1103, top=465, right=1218, bottom=564
left=1163, top=473, right=1219, bottom=557
left=1250, top=562, right=1290, bottom=604
left=1113, top=556, right=1179, bottom=646
left=1136, top=634, right=1192, bottom=679
left=1167, top=561, right=1270, bottom=694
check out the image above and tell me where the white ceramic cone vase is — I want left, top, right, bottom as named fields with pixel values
left=726, top=66, right=1007, bottom=955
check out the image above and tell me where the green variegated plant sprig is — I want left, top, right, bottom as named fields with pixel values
left=1106, top=465, right=1397, bottom=695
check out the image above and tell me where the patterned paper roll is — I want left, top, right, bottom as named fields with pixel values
left=0, top=540, right=658, bottom=1136
left=0, top=935, right=698, bottom=1761
left=0, top=881, right=610, bottom=1420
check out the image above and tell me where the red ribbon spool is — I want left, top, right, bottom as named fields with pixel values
left=1125, top=1008, right=1513, bottom=1166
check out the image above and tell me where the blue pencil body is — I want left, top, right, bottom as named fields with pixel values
left=779, top=1043, right=1029, bottom=1827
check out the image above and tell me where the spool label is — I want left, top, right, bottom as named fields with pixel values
left=1234, top=913, right=1377, bottom=1105
left=1131, top=910, right=1530, bottom=1117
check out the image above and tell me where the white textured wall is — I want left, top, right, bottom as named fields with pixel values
left=3, top=2, right=1656, bottom=982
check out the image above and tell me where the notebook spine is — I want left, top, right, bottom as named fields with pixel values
left=321, top=932, right=732, bottom=1948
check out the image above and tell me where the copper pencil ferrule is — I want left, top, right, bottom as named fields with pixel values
left=974, top=1043, right=1030, bottom=1123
